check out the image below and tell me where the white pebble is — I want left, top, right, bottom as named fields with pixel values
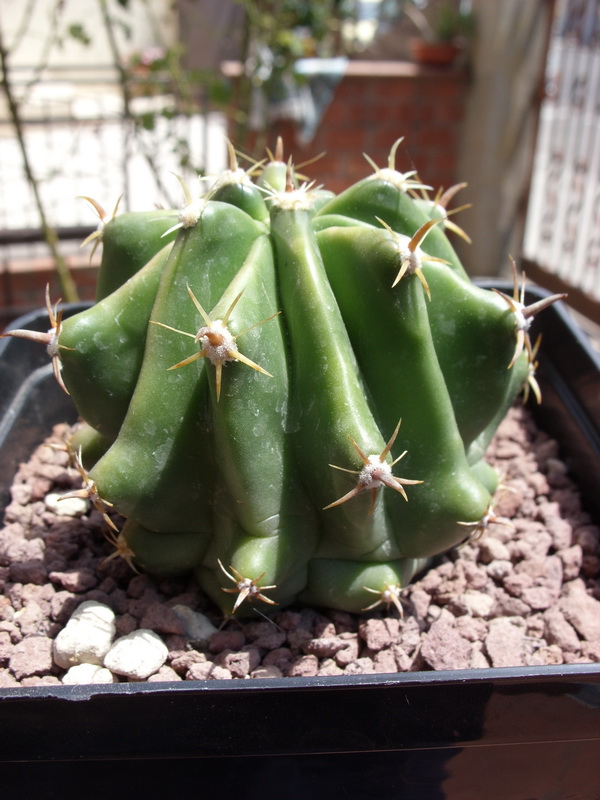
left=460, top=590, right=495, bottom=618
left=104, top=629, right=168, bottom=680
left=251, top=665, right=283, bottom=679
left=53, top=600, right=116, bottom=669
left=45, top=492, right=90, bottom=517
left=171, top=605, right=218, bottom=643
left=486, top=559, right=513, bottom=580
left=62, top=663, right=118, bottom=685
left=478, top=537, right=511, bottom=563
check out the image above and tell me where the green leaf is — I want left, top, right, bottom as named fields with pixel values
left=67, top=23, right=91, bottom=46
left=138, top=112, right=156, bottom=131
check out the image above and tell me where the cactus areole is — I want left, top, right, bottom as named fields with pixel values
left=4, top=139, right=566, bottom=616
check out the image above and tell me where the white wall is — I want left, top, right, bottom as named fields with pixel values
left=1, top=0, right=178, bottom=70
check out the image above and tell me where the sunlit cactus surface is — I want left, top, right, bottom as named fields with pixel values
left=3, top=139, right=564, bottom=616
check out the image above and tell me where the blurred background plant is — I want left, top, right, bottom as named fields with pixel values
left=230, top=0, right=355, bottom=148
left=403, top=0, right=475, bottom=44
left=401, top=0, right=474, bottom=66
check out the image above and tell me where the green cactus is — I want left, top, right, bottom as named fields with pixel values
left=3, top=139, right=565, bottom=616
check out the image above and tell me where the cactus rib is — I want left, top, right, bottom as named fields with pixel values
left=1, top=137, right=568, bottom=616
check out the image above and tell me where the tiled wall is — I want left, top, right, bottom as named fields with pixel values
left=236, top=61, right=469, bottom=196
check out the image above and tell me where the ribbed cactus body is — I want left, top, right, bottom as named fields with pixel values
left=95, top=209, right=180, bottom=300
left=26, top=145, right=547, bottom=615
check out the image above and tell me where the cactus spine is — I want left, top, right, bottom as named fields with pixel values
left=3, top=139, right=565, bottom=616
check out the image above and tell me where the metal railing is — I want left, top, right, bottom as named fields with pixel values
left=523, top=0, right=600, bottom=322
left=0, top=66, right=227, bottom=263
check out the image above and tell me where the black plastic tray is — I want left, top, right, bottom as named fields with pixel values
left=1, top=287, right=599, bottom=799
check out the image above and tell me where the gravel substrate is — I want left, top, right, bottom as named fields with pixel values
left=1, top=405, right=599, bottom=687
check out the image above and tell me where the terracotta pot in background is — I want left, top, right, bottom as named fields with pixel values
left=409, top=37, right=462, bottom=67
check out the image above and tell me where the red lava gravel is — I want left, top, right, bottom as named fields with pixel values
left=0, top=404, right=599, bottom=686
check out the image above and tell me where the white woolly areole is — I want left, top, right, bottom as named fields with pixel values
left=358, top=455, right=393, bottom=490
left=389, top=231, right=423, bottom=275
left=237, top=577, right=259, bottom=594
left=431, top=203, right=448, bottom=221
left=398, top=243, right=423, bottom=275
left=480, top=509, right=493, bottom=527
left=179, top=197, right=204, bottom=228
left=513, top=304, right=532, bottom=333
left=46, top=328, right=60, bottom=358
left=270, top=188, right=314, bottom=212
left=218, top=168, right=252, bottom=187
left=196, top=320, right=238, bottom=365
left=368, top=168, right=413, bottom=191
left=381, top=584, right=401, bottom=601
